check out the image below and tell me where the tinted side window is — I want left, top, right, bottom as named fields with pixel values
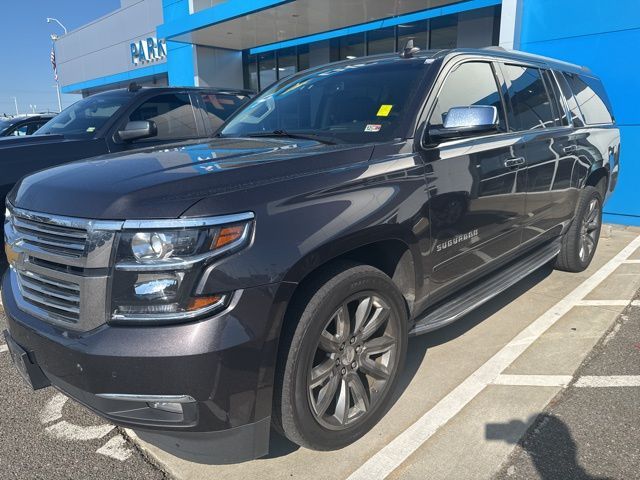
left=429, top=62, right=505, bottom=130
left=542, top=70, right=567, bottom=126
left=554, top=71, right=585, bottom=127
left=564, top=73, right=613, bottom=125
left=26, top=122, right=46, bottom=135
left=199, top=93, right=249, bottom=131
left=129, top=94, right=198, bottom=140
left=10, top=124, right=29, bottom=136
left=503, top=65, right=555, bottom=130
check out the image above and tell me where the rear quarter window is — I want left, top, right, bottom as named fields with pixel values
left=564, top=73, right=614, bottom=125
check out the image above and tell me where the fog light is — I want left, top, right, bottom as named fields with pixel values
left=148, top=401, right=184, bottom=414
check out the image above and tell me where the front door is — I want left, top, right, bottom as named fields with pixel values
left=420, top=60, right=527, bottom=300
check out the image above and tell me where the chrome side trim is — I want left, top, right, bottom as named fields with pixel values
left=95, top=394, right=196, bottom=403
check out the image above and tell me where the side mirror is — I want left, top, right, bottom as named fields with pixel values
left=428, top=105, right=499, bottom=141
left=118, top=120, right=157, bottom=142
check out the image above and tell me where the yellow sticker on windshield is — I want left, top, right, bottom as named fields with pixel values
left=377, top=105, right=393, bottom=117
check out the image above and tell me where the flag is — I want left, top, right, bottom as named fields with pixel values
left=50, top=47, right=58, bottom=81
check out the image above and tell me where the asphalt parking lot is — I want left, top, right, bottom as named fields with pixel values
left=1, top=225, right=639, bottom=480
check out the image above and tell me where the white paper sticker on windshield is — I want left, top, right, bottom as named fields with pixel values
left=86, top=127, right=96, bottom=132
left=365, top=124, right=382, bottom=132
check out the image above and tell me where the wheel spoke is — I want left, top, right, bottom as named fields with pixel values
left=354, top=297, right=373, bottom=334
left=584, top=234, right=596, bottom=256
left=363, top=335, right=396, bottom=356
left=360, top=356, right=390, bottom=381
left=335, top=304, right=350, bottom=344
left=319, top=330, right=341, bottom=353
left=313, top=373, right=340, bottom=417
left=310, top=359, right=335, bottom=388
left=334, top=378, right=350, bottom=425
left=348, top=374, right=370, bottom=413
left=361, top=304, right=390, bottom=340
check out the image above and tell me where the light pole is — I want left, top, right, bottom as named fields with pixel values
left=46, top=17, right=67, bottom=35
left=11, top=96, right=19, bottom=116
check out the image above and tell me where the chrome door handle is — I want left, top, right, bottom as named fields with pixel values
left=563, top=145, right=578, bottom=154
left=504, top=157, right=525, bottom=169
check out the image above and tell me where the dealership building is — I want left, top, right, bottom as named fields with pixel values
left=55, top=0, right=639, bottom=225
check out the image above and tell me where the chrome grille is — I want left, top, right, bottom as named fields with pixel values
left=16, top=269, right=80, bottom=324
left=11, top=213, right=88, bottom=258
left=5, top=204, right=122, bottom=331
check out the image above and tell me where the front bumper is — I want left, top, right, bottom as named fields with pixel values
left=2, top=270, right=293, bottom=459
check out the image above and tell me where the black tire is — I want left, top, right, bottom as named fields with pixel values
left=555, top=186, right=603, bottom=272
left=273, top=261, right=408, bottom=450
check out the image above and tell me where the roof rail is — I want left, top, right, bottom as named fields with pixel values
left=481, top=46, right=508, bottom=51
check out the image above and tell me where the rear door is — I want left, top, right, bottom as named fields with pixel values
left=420, top=59, right=527, bottom=299
left=500, top=63, right=579, bottom=244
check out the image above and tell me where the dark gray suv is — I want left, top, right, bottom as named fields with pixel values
left=3, top=47, right=619, bottom=462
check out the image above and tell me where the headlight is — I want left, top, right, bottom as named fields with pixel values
left=109, top=213, right=253, bottom=324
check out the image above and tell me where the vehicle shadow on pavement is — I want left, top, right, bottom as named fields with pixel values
left=487, top=413, right=614, bottom=480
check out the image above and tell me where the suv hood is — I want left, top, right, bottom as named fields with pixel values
left=10, top=137, right=375, bottom=219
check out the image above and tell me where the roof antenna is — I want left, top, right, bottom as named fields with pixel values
left=399, top=39, right=420, bottom=58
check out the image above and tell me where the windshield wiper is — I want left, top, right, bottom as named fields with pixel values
left=245, top=129, right=339, bottom=145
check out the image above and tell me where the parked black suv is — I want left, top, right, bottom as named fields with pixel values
left=3, top=48, right=619, bottom=462
left=0, top=114, right=56, bottom=137
left=0, top=85, right=251, bottom=260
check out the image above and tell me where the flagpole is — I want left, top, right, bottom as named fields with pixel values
left=50, top=38, right=62, bottom=112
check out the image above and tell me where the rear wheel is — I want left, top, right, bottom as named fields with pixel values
left=555, top=186, right=603, bottom=272
left=274, top=263, right=407, bottom=450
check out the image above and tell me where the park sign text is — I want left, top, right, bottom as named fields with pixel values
left=130, top=37, right=167, bottom=65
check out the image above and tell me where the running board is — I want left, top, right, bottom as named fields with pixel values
left=409, top=240, right=561, bottom=337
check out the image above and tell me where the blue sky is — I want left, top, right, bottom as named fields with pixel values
left=0, top=0, right=120, bottom=115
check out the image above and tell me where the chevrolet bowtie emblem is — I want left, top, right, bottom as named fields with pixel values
left=4, top=242, right=19, bottom=266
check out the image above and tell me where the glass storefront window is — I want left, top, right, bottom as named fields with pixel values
left=298, top=44, right=310, bottom=71
left=258, top=51, right=277, bottom=89
left=397, top=20, right=430, bottom=50
left=367, top=27, right=396, bottom=55
left=240, top=9, right=502, bottom=90
left=243, top=53, right=259, bottom=92
left=430, top=14, right=458, bottom=49
left=339, top=33, right=365, bottom=60
left=278, top=47, right=297, bottom=80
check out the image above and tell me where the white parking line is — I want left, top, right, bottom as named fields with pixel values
left=0, top=344, right=7, bottom=353
left=96, top=435, right=133, bottom=461
left=575, top=300, right=632, bottom=306
left=491, top=374, right=573, bottom=387
left=623, top=259, right=640, bottom=264
left=575, top=376, right=640, bottom=387
left=348, top=234, right=640, bottom=480
left=45, top=421, right=115, bottom=441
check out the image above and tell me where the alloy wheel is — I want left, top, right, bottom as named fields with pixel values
left=307, top=292, right=399, bottom=430
left=579, top=197, right=601, bottom=263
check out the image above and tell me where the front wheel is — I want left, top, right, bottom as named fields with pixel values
left=273, top=263, right=407, bottom=450
left=555, top=186, right=603, bottom=272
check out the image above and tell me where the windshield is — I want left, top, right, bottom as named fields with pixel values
left=36, top=93, right=132, bottom=137
left=221, top=58, right=429, bottom=144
